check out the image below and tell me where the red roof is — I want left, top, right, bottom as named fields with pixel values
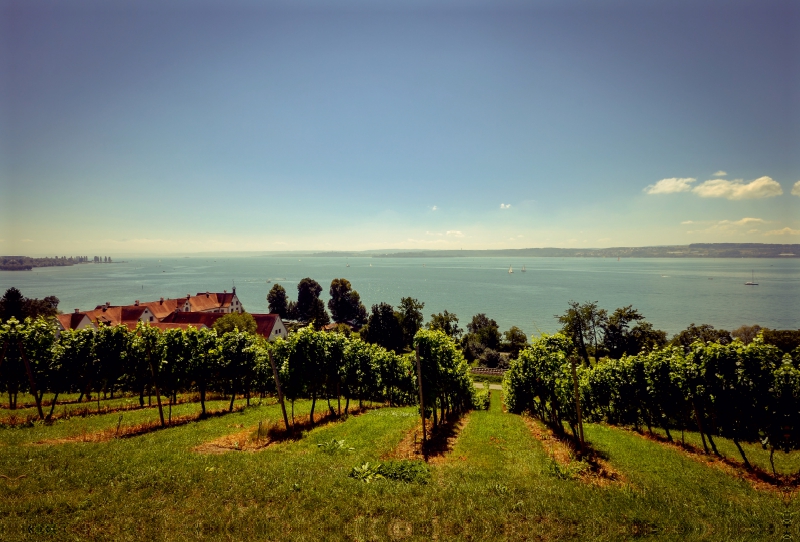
left=162, top=311, right=282, bottom=338
left=160, top=311, right=224, bottom=327
left=252, top=313, right=279, bottom=337
left=121, top=321, right=207, bottom=332
left=121, top=306, right=149, bottom=321
left=189, top=292, right=235, bottom=312
left=138, top=298, right=188, bottom=320
left=56, top=313, right=92, bottom=330
left=83, top=306, right=124, bottom=326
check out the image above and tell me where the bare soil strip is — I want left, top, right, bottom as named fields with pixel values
left=523, top=415, right=623, bottom=486
left=194, top=405, right=378, bottom=454
left=33, top=406, right=246, bottom=445
left=382, top=412, right=471, bottom=464
left=622, top=426, right=799, bottom=493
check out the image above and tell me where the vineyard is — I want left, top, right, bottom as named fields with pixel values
left=1, top=317, right=798, bottom=540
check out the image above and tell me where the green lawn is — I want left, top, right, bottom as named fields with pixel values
left=0, top=391, right=795, bottom=541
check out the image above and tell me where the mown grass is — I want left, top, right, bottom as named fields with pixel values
left=470, top=374, right=504, bottom=385
left=0, top=391, right=796, bottom=541
left=640, top=425, right=800, bottom=476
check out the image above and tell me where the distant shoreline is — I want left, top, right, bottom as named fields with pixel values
left=313, top=244, right=799, bottom=259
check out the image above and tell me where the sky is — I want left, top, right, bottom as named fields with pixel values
left=1, top=0, right=798, bottom=255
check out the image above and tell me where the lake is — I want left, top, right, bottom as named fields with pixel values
left=1, top=256, right=797, bottom=337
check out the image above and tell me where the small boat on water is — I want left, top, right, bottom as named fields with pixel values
left=508, top=265, right=513, bottom=274
left=745, top=270, right=758, bottom=286
left=521, top=265, right=526, bottom=272
left=346, top=263, right=350, bottom=267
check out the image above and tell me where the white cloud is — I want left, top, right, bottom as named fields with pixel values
left=425, top=231, right=443, bottom=236
left=431, top=205, right=438, bottom=211
left=692, top=176, right=783, bottom=200
left=792, top=180, right=800, bottom=196
left=683, top=217, right=767, bottom=235
left=765, top=227, right=800, bottom=236
left=644, top=178, right=696, bottom=194
left=712, top=170, right=727, bottom=177
left=717, top=217, right=765, bottom=226
left=446, top=230, right=464, bottom=237
left=500, top=203, right=511, bottom=209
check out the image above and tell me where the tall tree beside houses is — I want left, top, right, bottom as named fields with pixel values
left=361, top=302, right=404, bottom=353
left=267, top=284, right=290, bottom=319
left=295, top=278, right=330, bottom=328
left=327, top=278, right=367, bottom=326
left=397, top=297, right=425, bottom=349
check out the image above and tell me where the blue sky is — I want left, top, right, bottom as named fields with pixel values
left=2, top=0, right=798, bottom=255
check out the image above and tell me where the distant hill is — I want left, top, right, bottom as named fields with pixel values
left=353, top=244, right=800, bottom=259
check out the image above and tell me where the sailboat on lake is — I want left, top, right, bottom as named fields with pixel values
left=745, top=270, right=758, bottom=286
left=521, top=265, right=526, bottom=272
left=508, top=265, right=513, bottom=274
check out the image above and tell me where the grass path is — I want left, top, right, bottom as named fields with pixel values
left=0, top=391, right=795, bottom=541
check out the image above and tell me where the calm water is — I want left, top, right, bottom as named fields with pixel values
left=1, top=256, right=798, bottom=337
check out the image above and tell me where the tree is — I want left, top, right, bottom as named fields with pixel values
left=761, top=329, right=800, bottom=353
left=601, top=306, right=645, bottom=359
left=0, top=288, right=59, bottom=321
left=627, top=321, right=668, bottom=355
left=466, top=314, right=501, bottom=350
left=556, top=301, right=606, bottom=366
left=502, top=326, right=528, bottom=359
left=328, top=278, right=367, bottom=326
left=428, top=310, right=462, bottom=340
left=397, top=297, right=425, bottom=349
left=479, top=349, right=502, bottom=368
left=213, top=312, right=257, bottom=335
left=361, top=303, right=404, bottom=353
left=732, top=325, right=763, bottom=345
left=24, top=296, right=60, bottom=320
left=0, top=288, right=25, bottom=321
left=296, top=278, right=330, bottom=327
left=267, top=284, right=290, bottom=318
left=671, top=323, right=732, bottom=353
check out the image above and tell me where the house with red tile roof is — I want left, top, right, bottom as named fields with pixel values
left=252, top=314, right=288, bottom=340
left=82, top=303, right=157, bottom=327
left=55, top=310, right=95, bottom=333
left=68, top=288, right=285, bottom=337
left=160, top=311, right=287, bottom=341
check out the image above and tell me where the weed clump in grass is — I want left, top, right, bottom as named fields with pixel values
left=317, top=439, right=354, bottom=454
left=349, top=461, right=430, bottom=484
left=546, top=456, right=590, bottom=480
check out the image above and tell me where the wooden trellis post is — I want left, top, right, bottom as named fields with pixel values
left=415, top=346, right=427, bottom=449
left=268, top=351, right=291, bottom=432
